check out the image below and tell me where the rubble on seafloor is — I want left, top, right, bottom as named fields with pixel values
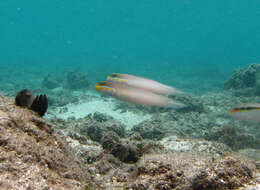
left=1, top=64, right=260, bottom=189
left=0, top=94, right=89, bottom=190
left=47, top=82, right=260, bottom=152
left=0, top=94, right=256, bottom=189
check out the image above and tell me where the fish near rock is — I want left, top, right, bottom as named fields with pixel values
left=95, top=81, right=185, bottom=108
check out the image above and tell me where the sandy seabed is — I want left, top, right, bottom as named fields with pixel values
left=49, top=95, right=152, bottom=129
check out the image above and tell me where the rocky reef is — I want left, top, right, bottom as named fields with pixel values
left=205, top=125, right=260, bottom=151
left=40, top=71, right=91, bottom=108
left=224, top=63, right=260, bottom=96
left=65, top=71, right=90, bottom=90
left=1, top=86, right=260, bottom=190
left=126, top=154, right=254, bottom=190
left=101, top=131, right=139, bottom=163
left=0, top=94, right=89, bottom=190
left=42, top=74, right=61, bottom=89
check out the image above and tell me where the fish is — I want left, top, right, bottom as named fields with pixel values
left=107, top=73, right=183, bottom=95
left=95, top=81, right=185, bottom=108
left=229, top=103, right=260, bottom=122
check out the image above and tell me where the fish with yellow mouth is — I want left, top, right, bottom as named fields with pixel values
left=95, top=75, right=185, bottom=108
left=107, top=73, right=183, bottom=95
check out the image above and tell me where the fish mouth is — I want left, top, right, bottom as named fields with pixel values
left=95, top=81, right=116, bottom=95
left=96, top=81, right=108, bottom=86
left=107, top=73, right=116, bottom=81
left=95, top=81, right=108, bottom=90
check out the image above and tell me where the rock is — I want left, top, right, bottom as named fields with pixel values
left=254, top=83, right=260, bottom=98
left=101, top=131, right=121, bottom=151
left=65, top=71, right=89, bottom=90
left=0, top=95, right=89, bottom=190
left=169, top=94, right=205, bottom=113
left=92, top=112, right=113, bottom=122
left=66, top=137, right=103, bottom=166
left=131, top=119, right=166, bottom=140
left=82, top=121, right=104, bottom=142
left=224, top=64, right=260, bottom=91
left=80, top=114, right=126, bottom=142
left=41, top=87, right=81, bottom=107
left=112, top=143, right=139, bottom=163
left=94, top=154, right=121, bottom=175
left=42, top=74, right=60, bottom=89
left=126, top=153, right=255, bottom=190
left=130, top=132, right=143, bottom=141
left=160, top=136, right=230, bottom=156
left=205, top=126, right=260, bottom=150
left=191, top=157, right=253, bottom=190
left=101, top=131, right=139, bottom=163
left=237, top=149, right=260, bottom=161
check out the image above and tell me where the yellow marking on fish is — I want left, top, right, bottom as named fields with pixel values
left=95, top=81, right=116, bottom=95
left=230, top=107, right=260, bottom=113
left=107, top=73, right=125, bottom=82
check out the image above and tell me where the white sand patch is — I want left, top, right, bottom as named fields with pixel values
left=49, top=97, right=152, bottom=129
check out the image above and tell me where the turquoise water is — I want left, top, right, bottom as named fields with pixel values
left=1, top=1, right=260, bottom=92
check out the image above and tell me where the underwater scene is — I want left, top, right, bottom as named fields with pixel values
left=1, top=0, right=260, bottom=189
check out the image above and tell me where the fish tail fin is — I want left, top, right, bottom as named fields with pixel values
left=167, top=100, right=186, bottom=108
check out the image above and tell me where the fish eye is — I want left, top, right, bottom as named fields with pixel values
left=110, top=73, right=118, bottom=77
left=97, top=81, right=107, bottom=86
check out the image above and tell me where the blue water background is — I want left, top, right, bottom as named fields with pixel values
left=1, top=0, right=260, bottom=93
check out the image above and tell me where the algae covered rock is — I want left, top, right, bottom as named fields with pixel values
left=80, top=113, right=126, bottom=142
left=65, top=71, right=89, bottom=89
left=205, top=126, right=260, bottom=150
left=49, top=111, right=259, bottom=189
left=131, top=119, right=166, bottom=140
left=112, top=143, right=139, bottom=163
left=42, top=74, right=60, bottom=89
left=126, top=153, right=254, bottom=190
left=191, top=156, right=253, bottom=190
left=101, top=131, right=139, bottom=163
left=224, top=64, right=260, bottom=90
left=101, top=131, right=121, bottom=151
left=130, top=132, right=143, bottom=141
left=169, top=94, right=205, bottom=113
left=0, top=95, right=89, bottom=190
left=92, top=112, right=113, bottom=122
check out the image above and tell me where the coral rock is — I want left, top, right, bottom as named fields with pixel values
left=0, top=95, right=89, bottom=190
left=65, top=71, right=89, bottom=90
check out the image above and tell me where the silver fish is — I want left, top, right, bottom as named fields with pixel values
left=229, top=103, right=260, bottom=122
left=107, top=73, right=184, bottom=95
left=95, top=81, right=185, bottom=108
